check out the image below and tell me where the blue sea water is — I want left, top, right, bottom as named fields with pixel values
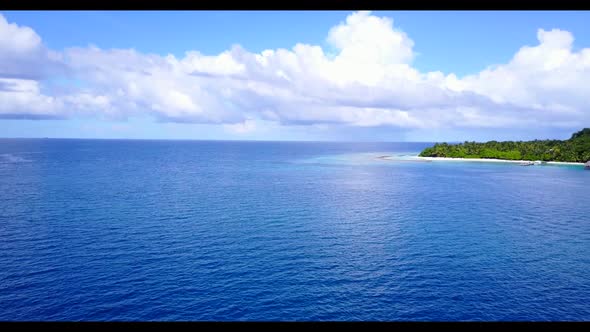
left=0, top=139, right=589, bottom=321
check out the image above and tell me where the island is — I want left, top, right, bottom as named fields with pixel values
left=419, top=128, right=590, bottom=164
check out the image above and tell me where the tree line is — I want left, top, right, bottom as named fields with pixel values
left=419, top=128, right=590, bottom=163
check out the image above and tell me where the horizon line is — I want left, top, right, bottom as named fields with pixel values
left=0, top=137, right=448, bottom=144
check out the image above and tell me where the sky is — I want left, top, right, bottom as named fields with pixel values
left=0, top=10, right=589, bottom=142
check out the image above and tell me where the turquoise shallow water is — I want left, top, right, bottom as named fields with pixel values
left=0, top=139, right=588, bottom=321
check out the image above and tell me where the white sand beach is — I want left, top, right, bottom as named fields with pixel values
left=414, top=156, right=584, bottom=166
left=374, top=154, right=584, bottom=166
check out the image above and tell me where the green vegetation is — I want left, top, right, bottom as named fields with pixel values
left=419, top=128, right=590, bottom=163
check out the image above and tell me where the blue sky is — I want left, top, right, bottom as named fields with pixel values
left=0, top=11, right=589, bottom=141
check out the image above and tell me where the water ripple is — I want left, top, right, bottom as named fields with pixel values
left=0, top=140, right=588, bottom=321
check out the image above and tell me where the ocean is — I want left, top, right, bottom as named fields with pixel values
left=0, top=139, right=588, bottom=321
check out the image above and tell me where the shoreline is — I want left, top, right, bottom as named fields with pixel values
left=414, top=156, right=584, bottom=166
left=375, top=154, right=584, bottom=166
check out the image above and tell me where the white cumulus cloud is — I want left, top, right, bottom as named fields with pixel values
left=0, top=11, right=589, bottom=134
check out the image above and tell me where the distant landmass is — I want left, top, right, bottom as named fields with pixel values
left=419, top=129, right=590, bottom=163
